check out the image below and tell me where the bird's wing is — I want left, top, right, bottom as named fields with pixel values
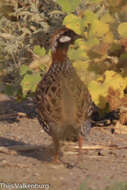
left=35, top=72, right=63, bottom=121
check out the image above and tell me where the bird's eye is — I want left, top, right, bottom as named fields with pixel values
left=59, top=35, right=71, bottom=43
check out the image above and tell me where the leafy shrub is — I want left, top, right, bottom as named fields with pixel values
left=0, top=0, right=64, bottom=97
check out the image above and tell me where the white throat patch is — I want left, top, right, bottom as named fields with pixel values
left=59, top=35, right=71, bottom=43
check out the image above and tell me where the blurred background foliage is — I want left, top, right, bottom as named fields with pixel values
left=0, top=0, right=127, bottom=121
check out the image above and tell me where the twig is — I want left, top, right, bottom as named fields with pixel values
left=0, top=147, right=17, bottom=155
left=114, top=121, right=127, bottom=134
left=69, top=144, right=127, bottom=150
left=0, top=112, right=27, bottom=120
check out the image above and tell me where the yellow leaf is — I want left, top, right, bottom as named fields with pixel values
left=73, top=60, right=89, bottom=71
left=29, top=55, right=51, bottom=71
left=75, top=39, right=88, bottom=50
left=90, top=20, right=109, bottom=37
left=88, top=80, right=107, bottom=108
left=63, top=14, right=82, bottom=35
left=103, top=32, right=114, bottom=43
left=104, top=70, right=126, bottom=97
left=88, top=70, right=126, bottom=109
left=73, top=61, right=96, bottom=84
left=118, top=22, right=127, bottom=38
left=101, top=13, right=115, bottom=23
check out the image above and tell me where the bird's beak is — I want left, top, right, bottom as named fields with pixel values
left=72, top=32, right=81, bottom=43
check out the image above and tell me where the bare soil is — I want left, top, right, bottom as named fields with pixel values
left=0, top=94, right=127, bottom=190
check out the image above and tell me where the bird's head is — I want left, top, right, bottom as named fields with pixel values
left=51, top=27, right=80, bottom=52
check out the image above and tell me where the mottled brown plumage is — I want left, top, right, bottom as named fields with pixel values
left=35, top=28, right=94, bottom=162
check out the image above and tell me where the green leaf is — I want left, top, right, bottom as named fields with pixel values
left=85, top=37, right=100, bottom=49
left=86, top=0, right=102, bottom=3
left=68, top=47, right=88, bottom=61
left=75, top=39, right=87, bottom=48
left=20, top=65, right=31, bottom=76
left=82, top=10, right=97, bottom=26
left=21, top=72, right=41, bottom=97
left=33, top=46, right=46, bottom=57
left=56, top=0, right=81, bottom=13
left=118, top=22, right=127, bottom=38
left=63, top=14, right=82, bottom=35
left=75, top=38, right=99, bottom=51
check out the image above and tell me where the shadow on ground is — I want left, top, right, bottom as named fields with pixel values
left=0, top=96, right=36, bottom=123
left=0, top=136, right=53, bottom=162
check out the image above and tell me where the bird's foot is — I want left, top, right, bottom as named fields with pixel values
left=52, top=154, right=61, bottom=164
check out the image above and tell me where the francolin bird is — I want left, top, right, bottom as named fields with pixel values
left=35, top=27, right=94, bottom=163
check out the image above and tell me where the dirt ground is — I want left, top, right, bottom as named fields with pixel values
left=0, top=93, right=127, bottom=190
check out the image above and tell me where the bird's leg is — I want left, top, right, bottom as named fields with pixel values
left=79, top=135, right=89, bottom=156
left=71, top=135, right=84, bottom=166
left=52, top=137, right=61, bottom=164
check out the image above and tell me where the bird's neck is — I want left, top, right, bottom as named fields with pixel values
left=49, top=47, right=73, bottom=73
left=52, top=47, right=68, bottom=64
